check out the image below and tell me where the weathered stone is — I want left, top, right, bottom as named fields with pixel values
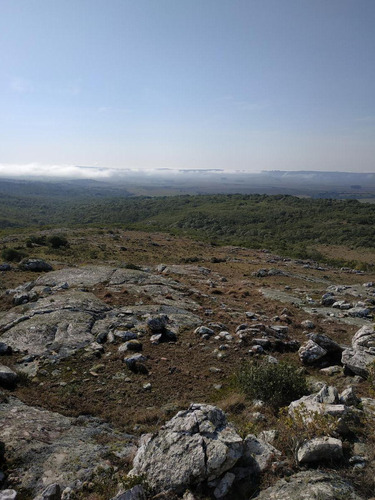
left=41, top=483, right=61, bottom=500
left=317, top=385, right=339, bottom=404
left=147, top=315, right=169, bottom=333
left=255, top=471, right=364, bottom=499
left=194, top=326, right=215, bottom=337
left=307, top=333, right=343, bottom=353
left=0, top=397, right=134, bottom=496
left=341, top=348, right=374, bottom=378
left=19, top=259, right=53, bottom=272
left=242, top=435, right=280, bottom=472
left=352, top=325, right=375, bottom=350
left=124, top=354, right=148, bottom=374
left=213, top=472, right=235, bottom=499
left=0, top=291, right=109, bottom=357
left=130, top=404, right=244, bottom=494
left=0, top=365, right=18, bottom=387
left=0, top=343, right=12, bottom=355
left=0, top=490, right=17, bottom=500
left=348, top=307, right=371, bottom=318
left=339, top=387, right=360, bottom=406
left=301, top=320, right=315, bottom=329
left=297, top=437, right=343, bottom=464
left=298, top=340, right=327, bottom=365
left=110, top=485, right=146, bottom=500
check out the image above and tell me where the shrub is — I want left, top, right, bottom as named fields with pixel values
left=1, top=248, right=25, bottom=262
left=236, top=360, right=308, bottom=410
left=25, top=235, right=47, bottom=248
left=47, top=234, right=69, bottom=249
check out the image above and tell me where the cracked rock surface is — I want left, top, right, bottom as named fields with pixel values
left=130, top=403, right=244, bottom=494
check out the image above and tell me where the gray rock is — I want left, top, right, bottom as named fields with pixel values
left=320, top=365, right=342, bottom=376
left=298, top=340, right=327, bottom=365
left=0, top=264, right=11, bottom=271
left=297, top=437, right=343, bottom=464
left=317, top=385, right=339, bottom=404
left=213, top=472, right=235, bottom=499
left=348, top=307, right=371, bottom=318
left=0, top=397, right=134, bottom=496
left=0, top=490, right=17, bottom=500
left=118, top=340, right=143, bottom=353
left=146, top=315, right=169, bottom=333
left=110, top=485, right=146, bottom=500
left=114, top=331, right=138, bottom=342
left=41, top=483, right=61, bottom=500
left=321, top=293, right=336, bottom=306
left=341, top=348, right=374, bottom=378
left=19, top=259, right=53, bottom=272
left=352, top=325, right=375, bottom=350
left=124, top=354, right=148, bottom=374
left=307, top=333, right=343, bottom=353
left=301, top=320, right=315, bottom=329
left=0, top=291, right=109, bottom=357
left=0, top=343, right=11, bottom=355
left=255, top=471, right=364, bottom=499
left=289, top=385, right=351, bottom=434
left=339, top=387, right=360, bottom=406
left=194, top=326, right=215, bottom=337
left=242, top=435, right=280, bottom=472
left=130, top=404, right=244, bottom=494
left=0, top=365, right=18, bottom=387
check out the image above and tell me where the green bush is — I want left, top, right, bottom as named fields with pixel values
left=25, top=235, right=47, bottom=248
left=237, top=360, right=308, bottom=410
left=1, top=248, right=25, bottom=262
left=47, top=234, right=69, bottom=249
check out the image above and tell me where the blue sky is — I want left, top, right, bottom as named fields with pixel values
left=1, top=0, right=375, bottom=176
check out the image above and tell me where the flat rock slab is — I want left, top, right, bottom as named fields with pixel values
left=0, top=397, right=135, bottom=496
left=35, top=266, right=116, bottom=288
left=0, top=291, right=110, bottom=356
left=255, top=471, right=364, bottom=499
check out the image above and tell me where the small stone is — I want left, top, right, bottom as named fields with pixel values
left=0, top=343, right=12, bottom=356
left=301, top=320, right=315, bottom=329
left=194, top=326, right=215, bottom=337
left=0, top=490, right=17, bottom=500
left=147, top=315, right=169, bottom=333
left=143, top=383, right=152, bottom=391
left=320, top=365, right=342, bottom=376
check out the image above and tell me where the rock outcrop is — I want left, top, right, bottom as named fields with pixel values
left=342, top=325, right=375, bottom=377
left=255, top=471, right=364, bottom=499
left=130, top=404, right=245, bottom=495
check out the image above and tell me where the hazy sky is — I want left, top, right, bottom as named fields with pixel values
left=1, top=0, right=375, bottom=177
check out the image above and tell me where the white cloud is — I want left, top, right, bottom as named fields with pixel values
left=0, top=163, right=117, bottom=179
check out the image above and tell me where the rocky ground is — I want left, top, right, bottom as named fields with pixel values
left=0, top=229, right=375, bottom=500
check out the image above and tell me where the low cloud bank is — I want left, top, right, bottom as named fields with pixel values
left=0, top=163, right=119, bottom=179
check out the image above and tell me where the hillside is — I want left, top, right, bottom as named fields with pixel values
left=0, top=227, right=375, bottom=499
left=0, top=193, right=374, bottom=269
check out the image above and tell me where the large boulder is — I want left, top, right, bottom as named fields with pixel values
left=130, top=404, right=244, bottom=494
left=255, top=471, right=364, bottom=499
left=18, top=259, right=53, bottom=272
left=297, top=437, right=343, bottom=464
left=342, top=325, right=375, bottom=377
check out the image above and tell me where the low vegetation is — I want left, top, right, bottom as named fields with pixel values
left=1, top=193, right=375, bottom=268
left=236, top=360, right=308, bottom=410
